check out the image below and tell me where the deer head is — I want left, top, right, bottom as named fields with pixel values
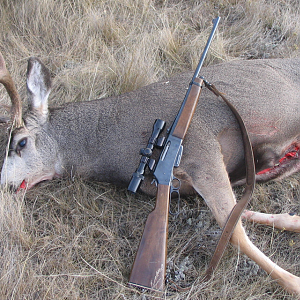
left=0, top=54, right=61, bottom=189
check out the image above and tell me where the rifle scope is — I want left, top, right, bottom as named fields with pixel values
left=128, top=119, right=165, bottom=193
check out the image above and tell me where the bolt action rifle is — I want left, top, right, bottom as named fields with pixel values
left=128, top=17, right=221, bottom=292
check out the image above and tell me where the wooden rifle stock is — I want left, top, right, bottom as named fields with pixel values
left=129, top=184, right=170, bottom=291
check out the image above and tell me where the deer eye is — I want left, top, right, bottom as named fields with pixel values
left=19, top=139, right=27, bottom=148
left=16, top=138, right=27, bottom=155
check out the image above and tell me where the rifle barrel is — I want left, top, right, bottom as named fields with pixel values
left=192, top=16, right=220, bottom=81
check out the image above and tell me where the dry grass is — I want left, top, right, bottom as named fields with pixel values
left=0, top=0, right=300, bottom=299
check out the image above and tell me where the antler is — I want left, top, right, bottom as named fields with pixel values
left=0, top=51, right=23, bottom=128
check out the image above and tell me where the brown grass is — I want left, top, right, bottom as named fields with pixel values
left=0, top=0, right=300, bottom=299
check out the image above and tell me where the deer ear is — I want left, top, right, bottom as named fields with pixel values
left=26, top=57, right=52, bottom=121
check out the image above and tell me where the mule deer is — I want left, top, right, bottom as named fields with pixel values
left=1, top=52, right=300, bottom=294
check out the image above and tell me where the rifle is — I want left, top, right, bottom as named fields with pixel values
left=128, top=17, right=220, bottom=292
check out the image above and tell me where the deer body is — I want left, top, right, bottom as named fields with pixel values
left=1, top=56, right=300, bottom=294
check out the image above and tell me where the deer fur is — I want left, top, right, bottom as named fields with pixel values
left=1, top=54, right=300, bottom=294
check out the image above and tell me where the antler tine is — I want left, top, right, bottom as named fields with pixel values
left=0, top=51, right=23, bottom=128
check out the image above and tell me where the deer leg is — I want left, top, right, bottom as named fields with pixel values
left=242, top=210, right=300, bottom=233
left=231, top=220, right=300, bottom=294
left=189, top=155, right=300, bottom=295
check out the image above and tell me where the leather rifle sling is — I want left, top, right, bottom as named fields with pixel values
left=201, top=79, right=256, bottom=281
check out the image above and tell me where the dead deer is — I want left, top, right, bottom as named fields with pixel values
left=1, top=52, right=300, bottom=294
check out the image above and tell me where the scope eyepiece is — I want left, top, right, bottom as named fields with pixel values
left=128, top=172, right=144, bottom=193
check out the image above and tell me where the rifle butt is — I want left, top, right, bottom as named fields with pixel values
left=129, top=184, right=170, bottom=292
